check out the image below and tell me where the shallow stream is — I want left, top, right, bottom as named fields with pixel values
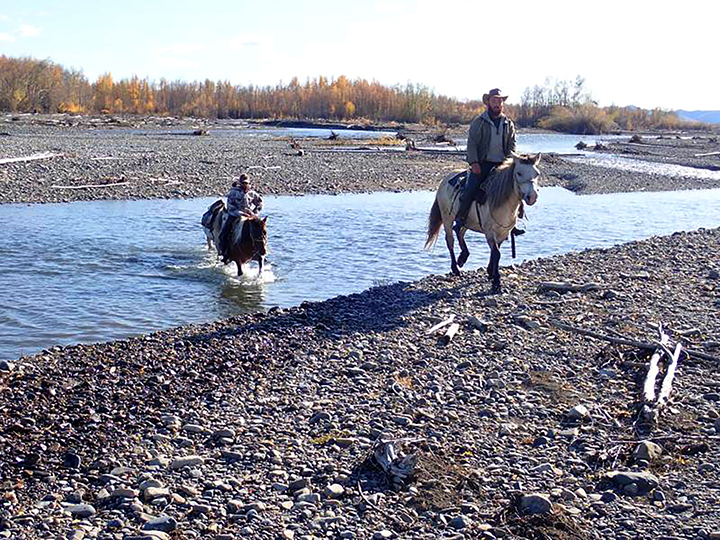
left=2, top=186, right=720, bottom=362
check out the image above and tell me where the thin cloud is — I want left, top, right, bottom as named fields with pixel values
left=0, top=32, right=14, bottom=42
left=373, top=2, right=405, bottom=14
left=18, top=24, right=41, bottom=38
left=155, top=42, right=204, bottom=56
left=226, top=33, right=270, bottom=51
left=151, top=43, right=205, bottom=74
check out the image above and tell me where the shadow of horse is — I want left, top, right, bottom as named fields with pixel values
left=425, top=154, right=541, bottom=294
left=202, top=200, right=268, bottom=277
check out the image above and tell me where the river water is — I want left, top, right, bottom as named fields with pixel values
left=2, top=130, right=720, bottom=361
left=2, top=186, right=720, bottom=362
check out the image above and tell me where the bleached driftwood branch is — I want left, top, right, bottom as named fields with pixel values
left=51, top=182, right=130, bottom=189
left=443, top=323, right=460, bottom=343
left=0, top=152, right=63, bottom=164
left=549, top=319, right=719, bottom=363
left=656, top=342, right=683, bottom=409
left=643, top=330, right=670, bottom=403
left=426, top=315, right=455, bottom=335
left=373, top=439, right=418, bottom=487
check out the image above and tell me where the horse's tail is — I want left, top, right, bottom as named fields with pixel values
left=425, top=198, right=443, bottom=250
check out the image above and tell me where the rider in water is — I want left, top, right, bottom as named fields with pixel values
left=219, top=174, right=263, bottom=263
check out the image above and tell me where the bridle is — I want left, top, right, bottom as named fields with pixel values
left=488, top=164, right=538, bottom=230
left=247, top=219, right=266, bottom=257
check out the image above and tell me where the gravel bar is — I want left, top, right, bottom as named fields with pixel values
left=2, top=114, right=720, bottom=539
left=1, top=227, right=719, bottom=539
left=2, top=115, right=719, bottom=205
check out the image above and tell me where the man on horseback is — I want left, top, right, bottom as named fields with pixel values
left=219, top=173, right=264, bottom=264
left=453, top=88, right=521, bottom=236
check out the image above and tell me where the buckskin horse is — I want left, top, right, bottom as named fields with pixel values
left=425, top=153, right=541, bottom=294
left=201, top=201, right=268, bottom=276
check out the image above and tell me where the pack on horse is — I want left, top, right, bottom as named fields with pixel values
left=201, top=201, right=268, bottom=276
left=425, top=153, right=541, bottom=294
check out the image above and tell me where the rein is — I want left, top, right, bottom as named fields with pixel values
left=488, top=167, right=525, bottom=230
left=245, top=219, right=266, bottom=257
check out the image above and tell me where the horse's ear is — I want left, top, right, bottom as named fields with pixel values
left=262, top=216, right=268, bottom=223
left=534, top=152, right=542, bottom=165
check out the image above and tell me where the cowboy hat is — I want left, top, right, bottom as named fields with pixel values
left=482, top=88, right=508, bottom=104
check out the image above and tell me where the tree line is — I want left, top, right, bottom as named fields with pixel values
left=0, top=56, right=703, bottom=133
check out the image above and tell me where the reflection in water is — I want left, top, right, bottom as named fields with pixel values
left=217, top=269, right=272, bottom=316
left=0, top=187, right=719, bottom=362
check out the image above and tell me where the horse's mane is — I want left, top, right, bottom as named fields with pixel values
left=240, top=211, right=266, bottom=227
left=486, top=155, right=536, bottom=211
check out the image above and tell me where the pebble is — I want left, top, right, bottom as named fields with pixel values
left=0, top=172, right=718, bottom=540
left=519, top=493, right=553, bottom=515
left=169, top=455, right=204, bottom=470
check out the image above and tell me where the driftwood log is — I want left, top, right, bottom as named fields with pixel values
left=442, top=323, right=460, bottom=343
left=51, top=182, right=130, bottom=189
left=372, top=439, right=418, bottom=488
left=0, top=152, right=62, bottom=164
left=426, top=315, right=455, bottom=335
left=657, top=342, right=683, bottom=408
left=549, top=319, right=719, bottom=363
left=643, top=330, right=669, bottom=403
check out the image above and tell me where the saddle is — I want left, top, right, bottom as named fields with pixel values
left=202, top=200, right=225, bottom=228
left=449, top=170, right=488, bottom=205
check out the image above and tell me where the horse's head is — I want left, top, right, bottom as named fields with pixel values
left=512, top=153, right=541, bottom=206
left=247, top=215, right=268, bottom=257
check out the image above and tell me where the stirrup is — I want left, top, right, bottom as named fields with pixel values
left=512, top=227, right=526, bottom=236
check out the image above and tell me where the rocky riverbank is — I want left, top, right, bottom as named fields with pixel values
left=2, top=114, right=719, bottom=205
left=1, top=227, right=719, bottom=539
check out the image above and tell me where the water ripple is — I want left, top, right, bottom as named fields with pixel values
left=1, top=187, right=719, bottom=362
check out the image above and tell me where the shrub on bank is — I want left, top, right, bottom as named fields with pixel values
left=537, top=105, right=618, bottom=135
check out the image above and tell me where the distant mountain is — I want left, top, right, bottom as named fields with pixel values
left=676, top=110, right=720, bottom=124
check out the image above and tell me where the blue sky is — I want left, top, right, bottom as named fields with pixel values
left=1, top=0, right=717, bottom=111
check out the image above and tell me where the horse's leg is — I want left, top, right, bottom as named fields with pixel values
left=489, top=242, right=502, bottom=294
left=457, top=228, right=470, bottom=268
left=256, top=255, right=264, bottom=275
left=443, top=221, right=460, bottom=276
left=236, top=261, right=243, bottom=277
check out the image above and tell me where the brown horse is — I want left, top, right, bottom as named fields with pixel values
left=202, top=201, right=268, bottom=276
left=425, top=154, right=541, bottom=294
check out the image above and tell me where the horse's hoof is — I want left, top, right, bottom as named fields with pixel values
left=490, top=285, right=502, bottom=295
left=457, top=252, right=469, bottom=268
left=451, top=266, right=461, bottom=277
